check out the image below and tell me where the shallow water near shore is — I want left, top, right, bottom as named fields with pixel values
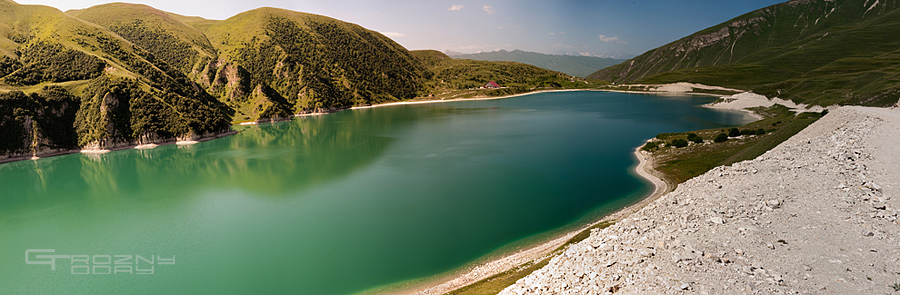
left=0, top=91, right=754, bottom=294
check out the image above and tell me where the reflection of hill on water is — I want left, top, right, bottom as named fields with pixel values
left=0, top=109, right=415, bottom=209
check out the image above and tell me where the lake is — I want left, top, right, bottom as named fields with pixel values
left=0, top=91, right=755, bottom=294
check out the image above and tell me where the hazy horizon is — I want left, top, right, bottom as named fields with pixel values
left=14, top=0, right=785, bottom=59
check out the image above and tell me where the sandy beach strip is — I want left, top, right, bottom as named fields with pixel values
left=350, top=89, right=598, bottom=111
left=134, top=143, right=159, bottom=149
left=595, top=82, right=741, bottom=98
left=703, top=91, right=828, bottom=117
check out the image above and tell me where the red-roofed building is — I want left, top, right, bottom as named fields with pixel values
left=484, top=81, right=501, bottom=88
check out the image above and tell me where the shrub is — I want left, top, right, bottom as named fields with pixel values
left=641, top=141, right=661, bottom=152
left=670, top=139, right=688, bottom=148
left=714, top=133, right=728, bottom=143
left=728, top=127, right=740, bottom=137
left=655, top=132, right=678, bottom=140
left=739, top=128, right=767, bottom=136
left=686, top=133, right=703, bottom=143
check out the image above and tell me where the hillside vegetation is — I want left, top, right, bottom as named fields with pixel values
left=0, top=0, right=230, bottom=160
left=68, top=3, right=218, bottom=76
left=411, top=50, right=600, bottom=99
left=589, top=0, right=900, bottom=107
left=451, top=49, right=624, bottom=78
left=0, top=2, right=586, bottom=161
left=69, top=4, right=429, bottom=122
left=204, top=8, right=428, bottom=118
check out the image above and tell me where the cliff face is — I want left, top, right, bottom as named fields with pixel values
left=589, top=0, right=900, bottom=107
left=0, top=88, right=80, bottom=161
left=501, top=106, right=900, bottom=294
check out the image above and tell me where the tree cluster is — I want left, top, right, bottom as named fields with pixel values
left=108, top=20, right=203, bottom=74
left=0, top=87, right=80, bottom=155
left=233, top=16, right=428, bottom=114
left=3, top=41, right=106, bottom=85
left=75, top=76, right=232, bottom=146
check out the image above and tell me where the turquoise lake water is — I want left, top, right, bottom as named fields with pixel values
left=0, top=91, right=755, bottom=294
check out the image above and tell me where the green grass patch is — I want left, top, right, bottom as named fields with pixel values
left=446, top=221, right=615, bottom=295
left=445, top=260, right=549, bottom=295
left=650, top=105, right=823, bottom=183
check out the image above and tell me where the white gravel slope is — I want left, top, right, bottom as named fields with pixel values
left=501, top=106, right=900, bottom=295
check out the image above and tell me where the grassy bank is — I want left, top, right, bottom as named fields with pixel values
left=643, top=105, right=825, bottom=184
left=446, top=221, right=615, bottom=295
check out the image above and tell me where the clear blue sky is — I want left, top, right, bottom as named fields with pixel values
left=17, top=0, right=786, bottom=57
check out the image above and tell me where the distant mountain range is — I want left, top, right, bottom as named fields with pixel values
left=448, top=49, right=625, bottom=78
left=589, top=0, right=900, bottom=107
left=551, top=50, right=634, bottom=59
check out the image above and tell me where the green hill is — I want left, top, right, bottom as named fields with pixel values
left=0, top=2, right=580, bottom=162
left=589, top=0, right=900, bottom=107
left=67, top=3, right=217, bottom=76
left=411, top=50, right=598, bottom=99
left=72, top=5, right=428, bottom=121
left=0, top=0, right=230, bottom=160
left=200, top=7, right=428, bottom=118
left=452, top=50, right=624, bottom=78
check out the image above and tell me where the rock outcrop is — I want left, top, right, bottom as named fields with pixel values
left=501, top=106, right=900, bottom=294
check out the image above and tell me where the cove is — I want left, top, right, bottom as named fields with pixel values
left=0, top=91, right=755, bottom=294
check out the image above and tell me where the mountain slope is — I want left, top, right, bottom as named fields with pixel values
left=589, top=0, right=900, bottom=107
left=71, top=5, right=430, bottom=121
left=452, top=49, right=624, bottom=78
left=0, top=0, right=230, bottom=159
left=200, top=7, right=428, bottom=118
left=67, top=3, right=217, bottom=76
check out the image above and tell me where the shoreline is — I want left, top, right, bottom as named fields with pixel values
left=79, top=130, right=239, bottom=154
left=595, top=88, right=726, bottom=98
left=0, top=130, right=238, bottom=165
left=702, top=91, right=828, bottom=119
left=382, top=85, right=766, bottom=295
left=499, top=106, right=900, bottom=294
left=1, top=88, right=588, bottom=165
left=351, top=88, right=599, bottom=111
left=4, top=86, right=720, bottom=293
left=390, top=142, right=676, bottom=295
left=595, top=87, right=774, bottom=120
left=1, top=83, right=779, bottom=165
